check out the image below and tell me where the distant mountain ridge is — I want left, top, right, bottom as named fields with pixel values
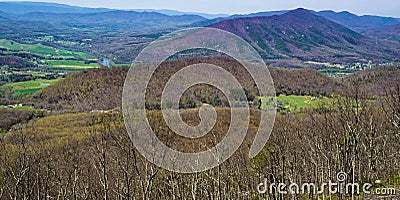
left=192, top=9, right=400, bottom=35
left=0, top=2, right=399, bottom=66
left=316, top=10, right=400, bottom=32
left=228, top=10, right=289, bottom=19
left=18, top=10, right=205, bottom=23
left=2, top=2, right=399, bottom=29
left=209, top=8, right=400, bottom=67
left=190, top=10, right=289, bottom=27
left=12, top=10, right=206, bottom=31
left=0, top=2, right=208, bottom=32
left=0, top=1, right=112, bottom=14
left=129, top=9, right=228, bottom=19
left=2, top=1, right=400, bottom=37
left=0, top=1, right=226, bottom=19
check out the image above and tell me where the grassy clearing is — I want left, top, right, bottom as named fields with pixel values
left=2, top=79, right=62, bottom=95
left=260, top=95, right=334, bottom=111
left=46, top=60, right=99, bottom=67
left=0, top=39, right=93, bottom=59
left=45, top=60, right=100, bottom=70
left=49, top=65, right=99, bottom=69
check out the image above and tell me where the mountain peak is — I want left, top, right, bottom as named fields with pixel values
left=279, top=8, right=319, bottom=21
left=292, top=8, right=309, bottom=12
left=338, top=11, right=357, bottom=16
left=210, top=8, right=399, bottom=66
left=286, top=8, right=312, bottom=15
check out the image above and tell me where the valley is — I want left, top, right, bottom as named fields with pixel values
left=0, top=2, right=399, bottom=199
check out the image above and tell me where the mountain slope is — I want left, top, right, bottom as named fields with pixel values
left=317, top=10, right=400, bottom=33
left=0, top=10, right=12, bottom=19
left=364, top=24, right=400, bottom=43
left=0, top=18, right=57, bottom=38
left=0, top=2, right=226, bottom=19
left=209, top=8, right=400, bottom=67
left=194, top=9, right=400, bottom=34
left=32, top=65, right=398, bottom=112
left=31, top=67, right=128, bottom=111
left=228, top=10, right=288, bottom=19
left=191, top=11, right=288, bottom=27
left=31, top=57, right=345, bottom=111
left=130, top=9, right=228, bottom=19
left=343, top=66, right=400, bottom=96
left=17, top=11, right=206, bottom=31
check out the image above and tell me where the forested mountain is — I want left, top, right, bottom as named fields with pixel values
left=0, top=2, right=226, bottom=19
left=343, top=66, right=400, bottom=96
left=209, top=8, right=400, bottom=67
left=16, top=11, right=206, bottom=31
left=317, top=10, right=400, bottom=32
left=30, top=56, right=348, bottom=111
left=193, top=9, right=400, bottom=33
left=364, top=24, right=400, bottom=43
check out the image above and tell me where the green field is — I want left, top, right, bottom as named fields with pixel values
left=260, top=95, right=334, bottom=111
left=45, top=60, right=100, bottom=70
left=0, top=39, right=93, bottom=59
left=46, top=60, right=98, bottom=66
left=2, top=79, right=62, bottom=95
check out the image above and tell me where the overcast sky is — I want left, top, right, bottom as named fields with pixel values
left=4, top=0, right=400, bottom=17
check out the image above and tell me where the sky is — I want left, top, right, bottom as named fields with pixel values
left=3, top=0, right=400, bottom=17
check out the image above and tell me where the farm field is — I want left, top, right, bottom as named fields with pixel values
left=45, top=60, right=100, bottom=70
left=0, top=39, right=101, bottom=77
left=45, top=60, right=99, bottom=67
left=2, top=78, right=62, bottom=95
left=260, top=95, right=334, bottom=111
left=0, top=39, right=94, bottom=59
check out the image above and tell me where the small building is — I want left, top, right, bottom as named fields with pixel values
left=99, top=58, right=111, bottom=68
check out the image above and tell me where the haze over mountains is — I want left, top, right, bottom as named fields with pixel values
left=0, top=1, right=112, bottom=14
left=0, top=1, right=226, bottom=18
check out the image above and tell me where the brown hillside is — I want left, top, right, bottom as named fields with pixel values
left=31, top=67, right=128, bottom=111
left=342, top=66, right=400, bottom=96
left=31, top=57, right=347, bottom=111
